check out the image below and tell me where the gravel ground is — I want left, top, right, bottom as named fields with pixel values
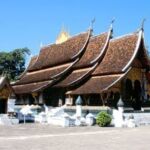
left=0, top=123, right=150, bottom=150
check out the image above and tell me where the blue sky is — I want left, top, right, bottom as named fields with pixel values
left=0, top=0, right=150, bottom=60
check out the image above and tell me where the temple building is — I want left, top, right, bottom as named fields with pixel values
left=12, top=23, right=150, bottom=110
left=0, top=76, right=14, bottom=113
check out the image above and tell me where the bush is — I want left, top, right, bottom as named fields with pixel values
left=96, top=111, right=112, bottom=127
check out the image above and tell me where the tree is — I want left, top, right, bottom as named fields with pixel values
left=0, top=47, right=30, bottom=81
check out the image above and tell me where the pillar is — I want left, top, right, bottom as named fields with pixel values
left=65, top=95, right=73, bottom=106
left=75, top=96, right=82, bottom=126
left=75, top=96, right=82, bottom=117
left=141, top=69, right=147, bottom=100
left=39, top=92, right=44, bottom=104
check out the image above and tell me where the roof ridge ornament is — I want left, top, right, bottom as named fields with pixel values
left=56, top=25, right=70, bottom=44
left=110, top=18, right=115, bottom=30
left=40, top=42, right=43, bottom=48
left=109, top=18, right=115, bottom=38
left=90, top=18, right=96, bottom=31
left=140, top=18, right=146, bottom=31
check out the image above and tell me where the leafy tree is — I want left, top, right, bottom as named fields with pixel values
left=0, top=47, right=30, bottom=81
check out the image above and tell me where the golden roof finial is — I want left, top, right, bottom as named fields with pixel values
left=56, top=25, right=70, bottom=44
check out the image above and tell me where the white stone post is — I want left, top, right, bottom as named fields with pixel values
left=113, top=98, right=124, bottom=127
left=7, top=96, right=16, bottom=113
left=62, top=114, right=70, bottom=127
left=86, top=113, right=94, bottom=126
left=75, top=96, right=82, bottom=117
left=75, top=96, right=82, bottom=126
left=58, top=98, right=63, bottom=107
left=76, top=105, right=82, bottom=117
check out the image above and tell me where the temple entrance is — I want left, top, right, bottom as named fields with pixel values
left=133, top=80, right=142, bottom=110
left=43, top=88, right=66, bottom=107
left=0, top=99, right=7, bottom=114
left=123, top=79, right=133, bottom=107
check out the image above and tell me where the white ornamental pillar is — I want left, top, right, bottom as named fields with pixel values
left=75, top=96, right=82, bottom=117
left=75, top=96, right=82, bottom=126
left=113, top=98, right=124, bottom=127
left=7, top=95, right=16, bottom=113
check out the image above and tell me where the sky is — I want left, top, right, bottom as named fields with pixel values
left=0, top=0, right=150, bottom=63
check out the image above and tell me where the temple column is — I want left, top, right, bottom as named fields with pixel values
left=58, top=98, right=63, bottom=107
left=25, top=95, right=30, bottom=105
left=65, top=95, right=73, bottom=106
left=32, top=93, right=38, bottom=105
left=20, top=95, right=24, bottom=105
left=141, top=69, right=147, bottom=100
left=100, top=93, right=105, bottom=106
left=120, top=79, right=126, bottom=100
left=39, top=92, right=44, bottom=104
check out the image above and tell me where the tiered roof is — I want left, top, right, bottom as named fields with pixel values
left=29, top=31, right=91, bottom=71
left=0, top=76, right=14, bottom=94
left=12, top=25, right=150, bottom=95
left=13, top=29, right=92, bottom=94
left=55, top=30, right=112, bottom=88
left=71, top=30, right=150, bottom=94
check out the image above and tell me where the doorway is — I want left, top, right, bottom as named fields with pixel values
left=0, top=99, right=7, bottom=114
left=133, top=80, right=142, bottom=110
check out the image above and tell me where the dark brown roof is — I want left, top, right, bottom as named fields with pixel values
left=93, top=33, right=139, bottom=75
left=135, top=39, right=150, bottom=67
left=29, top=31, right=90, bottom=71
left=14, top=63, right=72, bottom=85
left=28, top=55, right=38, bottom=70
left=18, top=55, right=38, bottom=79
left=146, top=72, right=150, bottom=83
left=14, top=28, right=149, bottom=95
left=13, top=81, right=51, bottom=94
left=70, top=74, right=124, bottom=94
left=54, top=31, right=111, bottom=88
left=0, top=76, right=14, bottom=94
left=73, top=32, right=109, bottom=68
left=131, top=58, right=143, bottom=68
left=55, top=68, right=91, bottom=87
left=70, top=31, right=144, bottom=95
left=0, top=76, right=11, bottom=90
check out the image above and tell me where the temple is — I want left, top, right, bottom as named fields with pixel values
left=12, top=23, right=150, bottom=110
left=0, top=76, right=14, bottom=113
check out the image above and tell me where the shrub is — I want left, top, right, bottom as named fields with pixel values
left=96, top=111, right=112, bottom=127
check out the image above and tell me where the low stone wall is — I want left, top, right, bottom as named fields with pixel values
left=64, top=106, right=112, bottom=116
left=124, top=112, right=150, bottom=125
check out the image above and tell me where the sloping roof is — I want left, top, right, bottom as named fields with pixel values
left=54, top=29, right=112, bottom=88
left=28, top=31, right=91, bottom=71
left=0, top=76, right=13, bottom=93
left=0, top=76, right=7, bottom=89
left=27, top=55, right=38, bottom=70
left=55, top=67, right=95, bottom=87
left=69, top=29, right=149, bottom=95
left=14, top=63, right=73, bottom=85
left=93, top=32, right=140, bottom=75
left=12, top=29, right=92, bottom=93
left=73, top=32, right=109, bottom=68
left=70, top=74, right=124, bottom=94
left=13, top=81, right=51, bottom=94
left=18, top=55, right=38, bottom=79
left=12, top=26, right=150, bottom=95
